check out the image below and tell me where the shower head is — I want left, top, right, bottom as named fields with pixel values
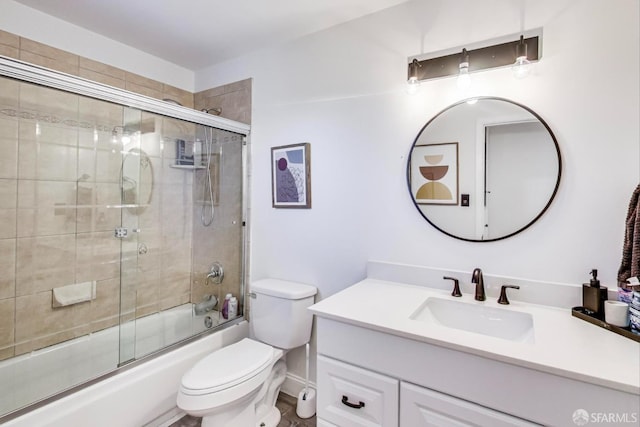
left=201, top=107, right=222, bottom=116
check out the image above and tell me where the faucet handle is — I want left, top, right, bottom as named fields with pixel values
left=443, top=276, right=462, bottom=297
left=497, top=285, right=520, bottom=305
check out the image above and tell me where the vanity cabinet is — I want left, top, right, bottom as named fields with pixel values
left=315, top=317, right=638, bottom=427
left=317, top=354, right=534, bottom=427
left=400, top=381, right=536, bottom=426
left=317, top=355, right=398, bottom=427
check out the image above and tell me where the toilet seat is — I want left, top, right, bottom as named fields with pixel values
left=180, top=338, right=274, bottom=396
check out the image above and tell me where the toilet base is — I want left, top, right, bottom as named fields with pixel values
left=255, top=406, right=281, bottom=427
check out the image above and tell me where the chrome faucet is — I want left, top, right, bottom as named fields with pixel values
left=471, top=268, right=486, bottom=301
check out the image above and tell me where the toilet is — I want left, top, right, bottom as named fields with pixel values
left=177, top=278, right=317, bottom=427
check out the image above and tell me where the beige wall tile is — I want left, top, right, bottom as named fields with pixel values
left=224, top=78, right=251, bottom=93
left=124, top=81, right=164, bottom=101
left=0, top=44, right=19, bottom=59
left=75, top=182, right=121, bottom=233
left=158, top=293, right=190, bottom=312
left=0, top=30, right=19, bottom=61
left=194, top=81, right=251, bottom=124
left=0, top=208, right=16, bottom=239
left=0, top=345, right=14, bottom=361
left=0, top=176, right=17, bottom=239
left=79, top=61, right=127, bottom=88
left=125, top=72, right=163, bottom=92
left=78, top=97, right=124, bottom=131
left=90, top=278, right=120, bottom=332
left=15, top=291, right=91, bottom=354
left=194, top=86, right=225, bottom=101
left=19, top=82, right=78, bottom=119
left=17, top=180, right=77, bottom=237
left=79, top=57, right=126, bottom=80
left=0, top=30, right=19, bottom=48
left=0, top=117, right=18, bottom=180
left=79, top=57, right=125, bottom=79
left=162, top=84, right=194, bottom=109
left=16, top=234, right=76, bottom=296
left=19, top=38, right=79, bottom=76
left=18, top=139, right=78, bottom=181
left=0, top=76, right=20, bottom=106
left=0, top=179, right=17, bottom=209
left=0, top=298, right=15, bottom=349
left=0, top=239, right=16, bottom=300
left=76, top=231, right=120, bottom=283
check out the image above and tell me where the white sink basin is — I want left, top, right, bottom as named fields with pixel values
left=410, top=297, right=535, bottom=343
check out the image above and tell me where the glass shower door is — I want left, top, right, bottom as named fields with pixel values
left=117, top=107, right=143, bottom=365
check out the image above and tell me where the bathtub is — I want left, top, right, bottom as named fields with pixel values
left=1, top=304, right=248, bottom=427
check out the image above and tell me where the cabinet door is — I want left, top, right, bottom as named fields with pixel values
left=317, top=355, right=399, bottom=427
left=400, top=382, right=538, bottom=427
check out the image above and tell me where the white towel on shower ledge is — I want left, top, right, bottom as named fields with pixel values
left=52, top=281, right=97, bottom=308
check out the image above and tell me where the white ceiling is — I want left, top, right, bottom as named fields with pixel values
left=14, top=0, right=410, bottom=70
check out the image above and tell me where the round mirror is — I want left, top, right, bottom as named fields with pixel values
left=407, top=97, right=561, bottom=242
left=121, top=148, right=154, bottom=215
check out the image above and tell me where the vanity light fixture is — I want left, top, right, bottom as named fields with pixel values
left=406, top=30, right=541, bottom=86
left=406, top=58, right=421, bottom=94
left=457, top=49, right=471, bottom=90
left=512, top=35, right=532, bottom=79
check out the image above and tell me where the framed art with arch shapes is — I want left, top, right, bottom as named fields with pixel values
left=271, top=143, right=311, bottom=208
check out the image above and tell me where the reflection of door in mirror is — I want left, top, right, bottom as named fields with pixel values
left=484, top=122, right=558, bottom=240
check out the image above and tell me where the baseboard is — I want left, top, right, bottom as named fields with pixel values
left=280, top=372, right=316, bottom=398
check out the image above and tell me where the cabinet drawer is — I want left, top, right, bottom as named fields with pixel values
left=401, top=382, right=538, bottom=426
left=318, top=355, right=399, bottom=427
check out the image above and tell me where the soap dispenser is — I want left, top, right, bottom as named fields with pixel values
left=582, top=269, right=608, bottom=317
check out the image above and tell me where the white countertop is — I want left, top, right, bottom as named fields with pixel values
left=309, top=278, right=640, bottom=395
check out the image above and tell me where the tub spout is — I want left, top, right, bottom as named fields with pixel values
left=194, top=295, right=218, bottom=315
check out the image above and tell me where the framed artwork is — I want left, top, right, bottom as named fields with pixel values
left=271, top=143, right=311, bottom=208
left=410, top=142, right=459, bottom=205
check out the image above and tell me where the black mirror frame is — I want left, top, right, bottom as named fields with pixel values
left=406, top=96, right=562, bottom=242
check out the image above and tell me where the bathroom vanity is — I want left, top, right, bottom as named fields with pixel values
left=309, top=266, right=640, bottom=427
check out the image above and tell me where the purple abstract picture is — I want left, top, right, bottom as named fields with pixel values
left=271, top=143, right=311, bottom=208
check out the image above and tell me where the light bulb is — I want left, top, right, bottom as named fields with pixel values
left=457, top=49, right=471, bottom=90
left=512, top=35, right=531, bottom=79
left=406, top=58, right=421, bottom=95
left=406, top=76, right=420, bottom=95
left=512, top=56, right=531, bottom=79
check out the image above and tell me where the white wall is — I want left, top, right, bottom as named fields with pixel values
left=195, top=0, right=639, bottom=381
left=0, top=0, right=194, bottom=91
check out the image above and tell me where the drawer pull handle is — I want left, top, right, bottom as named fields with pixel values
left=342, top=395, right=365, bottom=409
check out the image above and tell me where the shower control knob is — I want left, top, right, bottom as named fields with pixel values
left=138, top=243, right=148, bottom=255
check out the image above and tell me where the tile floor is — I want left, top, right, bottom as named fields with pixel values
left=169, top=392, right=316, bottom=427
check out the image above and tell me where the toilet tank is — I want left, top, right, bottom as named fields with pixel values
left=250, top=279, right=317, bottom=349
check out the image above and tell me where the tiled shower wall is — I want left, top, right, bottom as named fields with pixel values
left=0, top=30, right=252, bottom=361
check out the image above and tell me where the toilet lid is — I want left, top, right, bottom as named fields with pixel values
left=181, top=338, right=274, bottom=393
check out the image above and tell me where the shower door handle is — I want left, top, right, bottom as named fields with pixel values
left=114, top=227, right=141, bottom=238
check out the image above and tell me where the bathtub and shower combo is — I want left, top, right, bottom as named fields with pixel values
left=0, top=57, right=251, bottom=426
